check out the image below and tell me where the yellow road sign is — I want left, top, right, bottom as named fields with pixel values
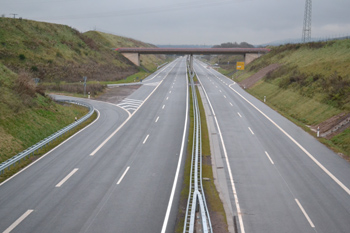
left=236, top=62, right=245, bottom=70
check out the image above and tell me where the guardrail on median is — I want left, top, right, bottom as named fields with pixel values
left=0, top=100, right=94, bottom=175
left=183, top=64, right=212, bottom=233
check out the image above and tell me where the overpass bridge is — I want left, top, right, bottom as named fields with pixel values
left=115, top=47, right=270, bottom=68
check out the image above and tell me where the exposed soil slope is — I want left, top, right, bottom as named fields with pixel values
left=239, top=64, right=280, bottom=88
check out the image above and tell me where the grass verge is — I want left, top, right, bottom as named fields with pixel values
left=175, top=76, right=228, bottom=232
left=175, top=86, right=193, bottom=233
left=0, top=109, right=97, bottom=183
left=196, top=87, right=228, bottom=232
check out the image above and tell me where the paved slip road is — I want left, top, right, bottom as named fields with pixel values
left=194, top=60, right=350, bottom=233
left=0, top=57, right=189, bottom=233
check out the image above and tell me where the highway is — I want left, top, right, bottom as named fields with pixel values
left=194, top=60, right=350, bottom=233
left=0, top=58, right=188, bottom=233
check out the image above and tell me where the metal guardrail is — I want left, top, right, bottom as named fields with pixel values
left=157, top=62, right=169, bottom=69
left=0, top=100, right=94, bottom=175
left=183, top=63, right=212, bottom=233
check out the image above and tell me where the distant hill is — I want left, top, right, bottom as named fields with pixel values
left=0, top=18, right=165, bottom=82
left=212, top=42, right=254, bottom=48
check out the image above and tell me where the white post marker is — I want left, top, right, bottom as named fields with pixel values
left=264, top=96, right=266, bottom=102
left=317, top=127, right=320, bottom=138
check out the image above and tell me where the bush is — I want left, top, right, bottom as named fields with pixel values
left=31, top=66, right=38, bottom=72
left=15, top=72, right=36, bottom=98
left=45, top=83, right=106, bottom=95
left=19, top=54, right=26, bottom=60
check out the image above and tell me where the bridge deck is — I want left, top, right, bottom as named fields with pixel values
left=115, top=47, right=270, bottom=55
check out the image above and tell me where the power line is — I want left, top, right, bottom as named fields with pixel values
left=302, top=0, right=312, bottom=43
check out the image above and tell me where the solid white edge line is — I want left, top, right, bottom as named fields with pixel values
left=155, top=116, right=160, bottom=122
left=161, top=59, right=189, bottom=233
left=90, top=114, right=132, bottom=156
left=227, top=83, right=350, bottom=196
left=55, top=168, right=79, bottom=187
left=3, top=209, right=34, bottom=233
left=295, top=199, right=315, bottom=228
left=194, top=64, right=246, bottom=233
left=265, top=151, right=275, bottom=164
left=248, top=127, right=255, bottom=135
left=0, top=109, right=100, bottom=187
left=90, top=60, right=180, bottom=156
left=117, top=166, right=130, bottom=185
left=143, top=134, right=149, bottom=144
left=205, top=65, right=350, bottom=196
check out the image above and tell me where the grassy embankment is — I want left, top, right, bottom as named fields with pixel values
left=0, top=18, right=168, bottom=96
left=176, top=76, right=227, bottom=232
left=217, top=40, right=350, bottom=157
left=0, top=57, right=96, bottom=182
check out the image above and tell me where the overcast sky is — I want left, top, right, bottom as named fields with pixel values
left=1, top=0, right=350, bottom=45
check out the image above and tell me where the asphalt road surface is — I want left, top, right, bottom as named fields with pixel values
left=0, top=57, right=189, bottom=233
left=194, top=60, right=350, bottom=233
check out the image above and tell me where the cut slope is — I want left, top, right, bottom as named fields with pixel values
left=0, top=18, right=138, bottom=82
left=0, top=63, right=87, bottom=164
left=220, top=40, right=350, bottom=157
left=84, top=31, right=166, bottom=72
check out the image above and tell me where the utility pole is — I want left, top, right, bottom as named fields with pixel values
left=302, top=0, right=312, bottom=43
left=10, top=13, right=18, bottom=19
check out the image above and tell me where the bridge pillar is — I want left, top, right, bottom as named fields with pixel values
left=121, top=52, right=140, bottom=66
left=245, top=53, right=262, bottom=65
left=189, top=54, right=194, bottom=75
left=244, top=53, right=262, bottom=65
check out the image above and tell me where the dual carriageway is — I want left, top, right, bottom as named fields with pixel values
left=1, top=57, right=350, bottom=233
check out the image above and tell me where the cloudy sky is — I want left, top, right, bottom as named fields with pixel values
left=1, top=0, right=350, bottom=45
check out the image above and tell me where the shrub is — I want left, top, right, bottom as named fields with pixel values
left=15, top=72, right=36, bottom=98
left=31, top=66, right=38, bottom=72
left=19, top=54, right=26, bottom=60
